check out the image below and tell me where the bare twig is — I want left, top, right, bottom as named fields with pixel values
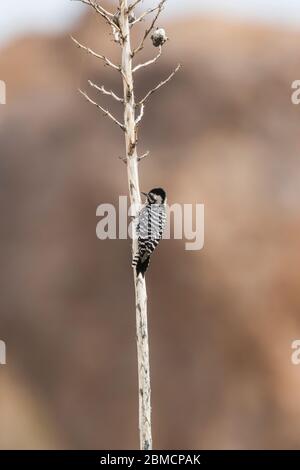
left=133, top=46, right=162, bottom=73
left=139, top=64, right=181, bottom=105
left=119, top=151, right=150, bottom=164
left=138, top=150, right=150, bottom=162
left=128, top=0, right=144, bottom=12
left=132, top=0, right=167, bottom=56
left=118, top=155, right=128, bottom=164
left=79, top=89, right=126, bottom=131
left=73, top=0, right=113, bottom=17
left=135, top=103, right=145, bottom=125
left=71, top=36, right=121, bottom=71
left=71, top=0, right=120, bottom=33
left=88, top=80, right=124, bottom=103
left=131, top=5, right=161, bottom=25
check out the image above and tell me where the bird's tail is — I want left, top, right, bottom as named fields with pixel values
left=132, top=256, right=150, bottom=278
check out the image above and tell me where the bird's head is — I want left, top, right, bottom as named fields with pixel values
left=142, top=188, right=167, bottom=205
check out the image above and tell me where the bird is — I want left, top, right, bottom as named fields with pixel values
left=132, top=188, right=167, bottom=277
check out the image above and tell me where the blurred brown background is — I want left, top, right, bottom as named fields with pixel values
left=1, top=0, right=300, bottom=450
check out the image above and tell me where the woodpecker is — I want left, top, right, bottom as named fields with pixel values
left=132, top=188, right=167, bottom=277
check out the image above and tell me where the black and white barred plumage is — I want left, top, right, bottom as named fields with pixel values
left=132, top=188, right=167, bottom=277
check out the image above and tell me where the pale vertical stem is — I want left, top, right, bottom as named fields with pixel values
left=119, top=0, right=152, bottom=450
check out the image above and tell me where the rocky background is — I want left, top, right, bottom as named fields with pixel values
left=0, top=2, right=300, bottom=449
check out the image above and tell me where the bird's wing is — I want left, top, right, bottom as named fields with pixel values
left=136, top=206, right=150, bottom=240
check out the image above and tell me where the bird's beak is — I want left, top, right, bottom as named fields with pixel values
left=141, top=192, right=148, bottom=197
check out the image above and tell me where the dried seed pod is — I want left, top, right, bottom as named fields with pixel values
left=151, top=28, right=168, bottom=47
